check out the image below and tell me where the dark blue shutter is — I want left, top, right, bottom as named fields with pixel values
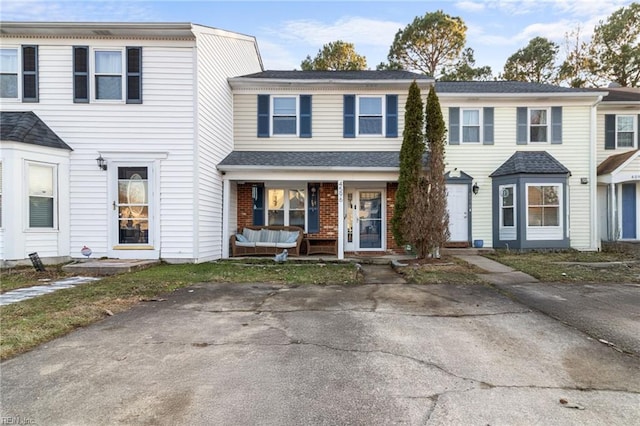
left=343, top=95, right=355, bottom=138
left=73, top=46, right=89, bottom=103
left=300, top=95, right=312, bottom=138
left=22, top=45, right=38, bottom=102
left=516, top=107, right=528, bottom=145
left=483, top=107, right=494, bottom=145
left=126, top=47, right=142, bottom=104
left=604, top=114, right=615, bottom=150
left=551, top=106, right=562, bottom=144
left=448, top=107, right=460, bottom=145
left=385, top=94, right=398, bottom=137
left=252, top=184, right=265, bottom=226
left=307, top=183, right=320, bottom=233
left=257, top=95, right=270, bottom=137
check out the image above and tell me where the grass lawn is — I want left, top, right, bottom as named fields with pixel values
left=0, top=260, right=360, bottom=360
left=485, top=250, right=640, bottom=283
left=1, top=265, right=72, bottom=293
left=398, top=256, right=486, bottom=284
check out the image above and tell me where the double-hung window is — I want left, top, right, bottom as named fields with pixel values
left=462, top=109, right=481, bottom=143
left=358, top=96, right=383, bottom=135
left=272, top=97, right=297, bottom=135
left=95, top=50, right=123, bottom=100
left=0, top=48, right=19, bottom=98
left=28, top=162, right=56, bottom=229
left=267, top=188, right=305, bottom=227
left=616, top=115, right=635, bottom=148
left=527, top=185, right=560, bottom=227
left=529, top=108, right=548, bottom=142
left=0, top=46, right=38, bottom=101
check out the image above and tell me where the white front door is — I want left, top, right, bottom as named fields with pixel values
left=344, top=189, right=384, bottom=251
left=108, top=163, right=158, bottom=259
left=447, top=184, right=469, bottom=243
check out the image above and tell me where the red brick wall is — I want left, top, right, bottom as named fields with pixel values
left=236, top=183, right=256, bottom=232
left=307, top=182, right=338, bottom=238
left=386, top=182, right=403, bottom=253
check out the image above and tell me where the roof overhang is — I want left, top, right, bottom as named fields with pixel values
left=597, top=150, right=640, bottom=184
left=0, top=22, right=196, bottom=40
left=229, top=78, right=434, bottom=90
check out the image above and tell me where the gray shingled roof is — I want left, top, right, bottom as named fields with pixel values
left=490, top=151, right=570, bottom=177
left=597, top=87, right=640, bottom=102
left=237, top=70, right=432, bottom=80
left=1, top=111, right=72, bottom=150
left=218, top=151, right=430, bottom=170
left=435, top=81, right=598, bottom=93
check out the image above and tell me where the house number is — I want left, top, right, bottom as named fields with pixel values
left=337, top=181, right=344, bottom=202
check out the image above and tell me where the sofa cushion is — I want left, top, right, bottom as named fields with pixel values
left=276, top=242, right=297, bottom=249
left=278, top=230, right=299, bottom=243
left=243, top=228, right=261, bottom=242
left=235, top=241, right=256, bottom=248
left=260, top=229, right=280, bottom=243
left=255, top=242, right=277, bottom=247
left=236, top=233, right=249, bottom=243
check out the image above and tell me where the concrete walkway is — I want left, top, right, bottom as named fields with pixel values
left=454, top=254, right=538, bottom=284
left=0, top=276, right=101, bottom=306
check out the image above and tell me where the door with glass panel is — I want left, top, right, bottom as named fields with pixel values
left=112, top=165, right=152, bottom=247
left=344, top=190, right=384, bottom=251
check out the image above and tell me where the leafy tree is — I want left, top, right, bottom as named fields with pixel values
left=375, top=61, right=403, bottom=71
left=558, top=25, right=599, bottom=88
left=502, top=37, right=559, bottom=83
left=392, top=81, right=425, bottom=247
left=300, top=40, right=367, bottom=71
left=440, top=48, right=493, bottom=81
left=403, top=86, right=449, bottom=258
left=589, top=2, right=640, bottom=87
left=387, top=10, right=467, bottom=77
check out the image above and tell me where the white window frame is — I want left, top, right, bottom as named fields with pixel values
left=266, top=187, right=306, bottom=229
left=525, top=183, right=563, bottom=240
left=616, top=115, right=637, bottom=148
left=499, top=184, right=516, bottom=241
left=528, top=107, right=550, bottom=143
left=461, top=108, right=482, bottom=143
left=356, top=95, right=385, bottom=136
left=0, top=47, right=21, bottom=101
left=270, top=95, right=299, bottom=136
left=91, top=48, right=125, bottom=102
left=25, top=161, right=57, bottom=230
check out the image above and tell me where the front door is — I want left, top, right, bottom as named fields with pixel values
left=621, top=183, right=637, bottom=239
left=344, top=189, right=384, bottom=251
left=447, top=184, right=469, bottom=243
left=109, top=164, right=156, bottom=258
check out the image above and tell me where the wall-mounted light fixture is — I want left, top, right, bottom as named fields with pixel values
left=472, top=182, right=480, bottom=195
left=580, top=177, right=589, bottom=184
left=96, top=155, right=107, bottom=171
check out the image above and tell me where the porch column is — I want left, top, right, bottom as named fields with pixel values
left=337, top=180, right=344, bottom=260
left=609, top=182, right=616, bottom=240
left=222, top=177, right=231, bottom=258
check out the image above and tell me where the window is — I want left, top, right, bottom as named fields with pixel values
left=95, top=50, right=123, bottom=100
left=529, top=109, right=548, bottom=142
left=500, top=185, right=515, bottom=227
left=527, top=185, right=560, bottom=227
left=462, top=109, right=481, bottom=143
left=267, top=188, right=305, bottom=227
left=616, top=115, right=635, bottom=148
left=272, top=97, right=297, bottom=135
left=0, top=48, right=18, bottom=98
left=28, top=163, right=56, bottom=228
left=358, top=96, right=383, bottom=135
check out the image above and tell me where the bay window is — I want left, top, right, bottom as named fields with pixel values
left=527, top=185, right=560, bottom=227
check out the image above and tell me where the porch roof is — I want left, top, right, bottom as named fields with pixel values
left=597, top=149, right=640, bottom=176
left=489, top=151, right=570, bottom=177
left=218, top=151, right=423, bottom=171
left=0, top=111, right=72, bottom=150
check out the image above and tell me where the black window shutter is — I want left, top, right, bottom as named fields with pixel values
left=257, top=95, right=270, bottom=137
left=300, top=95, right=312, bottom=138
left=385, top=94, right=398, bottom=137
left=22, top=45, right=38, bottom=102
left=126, top=47, right=142, bottom=104
left=483, top=107, right=494, bottom=145
left=516, top=107, right=528, bottom=145
left=73, top=46, right=89, bottom=103
left=448, top=107, right=460, bottom=145
left=604, top=114, right=615, bottom=150
left=307, top=183, right=320, bottom=233
left=252, top=184, right=265, bottom=226
left=343, top=95, right=355, bottom=138
left=551, top=106, right=562, bottom=144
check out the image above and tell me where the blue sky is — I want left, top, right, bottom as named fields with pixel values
left=0, top=0, right=634, bottom=76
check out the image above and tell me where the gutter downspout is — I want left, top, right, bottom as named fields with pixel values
left=590, top=95, right=603, bottom=250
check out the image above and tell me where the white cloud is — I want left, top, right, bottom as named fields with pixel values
left=256, top=39, right=300, bottom=70
left=455, top=1, right=486, bottom=13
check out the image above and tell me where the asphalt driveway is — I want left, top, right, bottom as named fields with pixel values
left=2, top=282, right=639, bottom=425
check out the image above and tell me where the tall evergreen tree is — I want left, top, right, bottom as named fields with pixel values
left=392, top=81, right=425, bottom=246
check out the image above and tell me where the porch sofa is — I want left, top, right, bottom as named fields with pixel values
left=231, top=225, right=304, bottom=257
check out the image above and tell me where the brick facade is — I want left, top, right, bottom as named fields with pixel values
left=386, top=182, right=402, bottom=253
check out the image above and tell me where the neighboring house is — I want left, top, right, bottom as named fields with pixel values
left=0, top=22, right=263, bottom=266
left=596, top=87, right=640, bottom=242
left=218, top=72, right=606, bottom=258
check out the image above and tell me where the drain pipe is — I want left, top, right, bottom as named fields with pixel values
left=590, top=95, right=603, bottom=250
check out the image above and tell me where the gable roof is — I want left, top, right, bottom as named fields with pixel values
left=597, top=87, right=640, bottom=103
left=1, top=111, right=72, bottom=150
left=597, top=149, right=640, bottom=175
left=490, top=151, right=570, bottom=177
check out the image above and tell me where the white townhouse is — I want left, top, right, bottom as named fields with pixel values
left=219, top=71, right=606, bottom=258
left=0, top=22, right=263, bottom=266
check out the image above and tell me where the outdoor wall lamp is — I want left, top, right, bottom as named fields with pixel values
left=472, top=182, right=480, bottom=195
left=96, top=155, right=107, bottom=171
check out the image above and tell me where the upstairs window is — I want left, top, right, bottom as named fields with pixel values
left=0, top=48, right=18, bottom=98
left=95, top=50, right=123, bottom=100
left=462, top=109, right=481, bottom=143
left=617, top=115, right=635, bottom=148
left=358, top=96, right=383, bottom=135
left=272, top=97, right=297, bottom=135
left=529, top=108, right=548, bottom=143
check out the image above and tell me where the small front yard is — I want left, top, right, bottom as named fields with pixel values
left=485, top=250, right=640, bottom=283
left=0, top=260, right=361, bottom=360
left=397, top=256, right=486, bottom=284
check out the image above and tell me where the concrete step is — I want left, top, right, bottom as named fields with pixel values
left=62, top=259, right=160, bottom=276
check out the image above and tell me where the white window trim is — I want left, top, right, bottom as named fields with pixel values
left=525, top=183, right=563, bottom=240
left=265, top=186, right=307, bottom=229
left=91, top=47, right=125, bottom=103
left=270, top=95, right=299, bottom=137
left=460, top=108, right=482, bottom=144
left=25, top=161, right=58, bottom=231
left=356, top=95, right=385, bottom=137
left=499, top=184, right=516, bottom=229
left=1, top=46, right=21, bottom=101
left=499, top=184, right=516, bottom=241
left=615, top=115, right=637, bottom=149
left=528, top=107, right=550, bottom=144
